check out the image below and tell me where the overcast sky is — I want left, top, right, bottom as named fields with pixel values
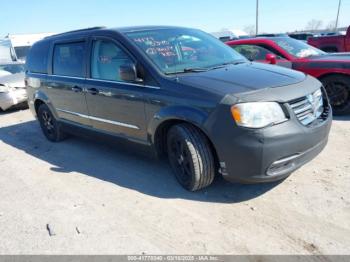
left=1, top=0, right=349, bottom=36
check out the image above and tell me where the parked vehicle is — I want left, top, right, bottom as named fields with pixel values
left=0, top=33, right=54, bottom=62
left=0, top=62, right=26, bottom=111
left=211, top=31, right=238, bottom=42
left=26, top=26, right=331, bottom=191
left=257, top=33, right=288, bottom=37
left=227, top=37, right=350, bottom=115
left=308, top=26, right=350, bottom=52
left=211, top=29, right=248, bottom=42
left=0, top=40, right=16, bottom=62
left=288, top=33, right=314, bottom=42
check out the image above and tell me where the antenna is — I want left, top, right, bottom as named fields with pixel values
left=256, top=0, right=259, bottom=35
left=335, top=0, right=342, bottom=31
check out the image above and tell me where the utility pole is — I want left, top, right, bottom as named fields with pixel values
left=256, top=0, right=259, bottom=35
left=335, top=0, right=341, bottom=31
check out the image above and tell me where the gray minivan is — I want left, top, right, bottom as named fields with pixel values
left=25, top=26, right=332, bottom=191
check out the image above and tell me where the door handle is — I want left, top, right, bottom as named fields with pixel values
left=71, top=86, right=83, bottom=92
left=87, top=88, right=99, bottom=95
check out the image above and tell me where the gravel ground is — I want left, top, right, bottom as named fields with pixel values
left=0, top=108, right=349, bottom=255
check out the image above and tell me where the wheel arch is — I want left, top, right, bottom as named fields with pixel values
left=33, top=91, right=58, bottom=119
left=318, top=72, right=350, bottom=115
left=34, top=99, right=45, bottom=115
left=318, top=72, right=350, bottom=81
left=149, top=106, right=220, bottom=167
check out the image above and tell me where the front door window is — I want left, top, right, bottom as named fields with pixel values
left=91, top=40, right=134, bottom=82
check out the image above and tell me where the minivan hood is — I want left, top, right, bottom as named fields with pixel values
left=177, top=62, right=306, bottom=95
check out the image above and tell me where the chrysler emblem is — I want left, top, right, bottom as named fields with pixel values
left=307, top=94, right=314, bottom=104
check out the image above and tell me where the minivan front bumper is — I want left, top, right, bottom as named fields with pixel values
left=210, top=107, right=332, bottom=184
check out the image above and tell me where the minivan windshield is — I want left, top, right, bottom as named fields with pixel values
left=126, top=28, right=247, bottom=74
left=272, top=37, right=326, bottom=58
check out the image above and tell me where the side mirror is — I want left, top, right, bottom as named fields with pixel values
left=119, top=64, right=143, bottom=83
left=265, top=53, right=277, bottom=65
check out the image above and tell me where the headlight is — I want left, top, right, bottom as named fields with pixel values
left=231, top=102, right=287, bottom=128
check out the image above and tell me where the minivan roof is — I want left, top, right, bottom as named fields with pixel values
left=45, top=25, right=193, bottom=40
left=112, top=25, right=190, bottom=33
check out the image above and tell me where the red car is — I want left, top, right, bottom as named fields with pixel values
left=226, top=37, right=350, bottom=115
left=308, top=26, right=350, bottom=52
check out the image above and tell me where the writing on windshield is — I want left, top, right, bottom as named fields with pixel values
left=127, top=28, right=246, bottom=74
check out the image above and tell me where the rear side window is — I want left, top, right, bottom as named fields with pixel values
left=26, top=41, right=50, bottom=74
left=53, top=42, right=85, bottom=77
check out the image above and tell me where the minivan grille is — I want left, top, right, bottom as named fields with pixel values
left=289, top=89, right=324, bottom=126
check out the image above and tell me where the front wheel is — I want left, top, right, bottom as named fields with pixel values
left=38, top=104, right=67, bottom=142
left=167, top=124, right=215, bottom=191
left=321, top=75, right=350, bottom=115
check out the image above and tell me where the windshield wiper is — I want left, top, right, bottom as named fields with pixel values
left=209, top=60, right=247, bottom=70
left=183, top=67, right=210, bottom=73
left=219, top=60, right=246, bottom=66
left=165, top=68, right=209, bottom=75
left=165, top=61, right=247, bottom=75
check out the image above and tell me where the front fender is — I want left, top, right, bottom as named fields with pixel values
left=148, top=105, right=209, bottom=144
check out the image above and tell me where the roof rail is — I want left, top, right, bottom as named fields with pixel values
left=47, top=26, right=106, bottom=38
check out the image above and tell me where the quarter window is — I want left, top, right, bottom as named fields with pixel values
left=53, top=42, right=85, bottom=77
left=91, top=40, right=134, bottom=82
left=26, top=41, right=50, bottom=74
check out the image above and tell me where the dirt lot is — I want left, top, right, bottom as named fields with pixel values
left=0, top=108, right=349, bottom=255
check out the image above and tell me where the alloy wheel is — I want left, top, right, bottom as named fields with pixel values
left=41, top=110, right=55, bottom=135
left=168, top=138, right=193, bottom=186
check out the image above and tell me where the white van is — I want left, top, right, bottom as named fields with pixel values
left=0, top=33, right=54, bottom=62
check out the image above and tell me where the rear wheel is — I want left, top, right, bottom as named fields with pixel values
left=38, top=104, right=67, bottom=142
left=167, top=124, right=215, bottom=191
left=321, top=75, right=350, bottom=115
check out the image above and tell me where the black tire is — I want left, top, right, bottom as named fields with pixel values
left=321, top=75, right=350, bottom=115
left=38, top=104, right=67, bottom=142
left=167, top=123, right=215, bottom=191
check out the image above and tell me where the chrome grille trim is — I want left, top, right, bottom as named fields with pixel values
left=290, top=98, right=309, bottom=109
left=289, top=89, right=324, bottom=126
left=293, top=103, right=313, bottom=115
